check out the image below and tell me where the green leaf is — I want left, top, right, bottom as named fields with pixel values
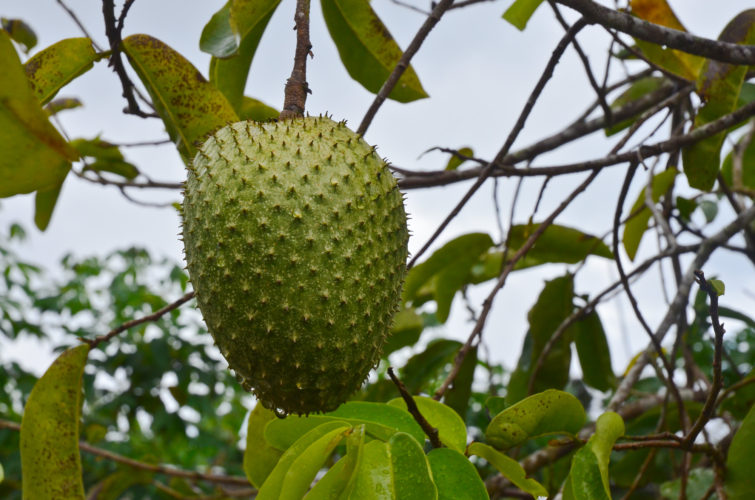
left=0, top=462, right=4, bottom=484
left=387, top=396, right=467, bottom=453
left=700, top=199, right=718, bottom=222
left=350, top=434, right=437, bottom=499
left=84, top=160, right=139, bottom=180
left=200, top=2, right=238, bottom=58
left=443, top=345, right=477, bottom=418
left=383, top=307, right=424, bottom=356
left=72, top=138, right=139, bottom=180
left=507, top=223, right=613, bottom=264
left=682, top=10, right=755, bottom=190
left=34, top=181, right=65, bottom=231
left=709, top=278, right=725, bottom=296
left=265, top=401, right=425, bottom=450
left=122, top=34, right=239, bottom=162
left=573, top=311, right=616, bottom=391
left=605, top=77, right=666, bottom=136
left=279, top=426, right=353, bottom=499
left=445, top=147, right=474, bottom=171
left=321, top=0, right=428, bottom=103
left=676, top=196, right=698, bottom=221
left=506, top=275, right=575, bottom=404
left=503, top=0, right=546, bottom=31
left=24, top=38, right=99, bottom=105
left=485, top=396, right=507, bottom=417
left=0, top=30, right=77, bottom=200
left=622, top=168, right=678, bottom=260
left=725, top=394, right=755, bottom=499
left=238, top=95, right=279, bottom=122
left=304, top=424, right=365, bottom=499
left=208, top=0, right=283, bottom=110
left=243, top=403, right=283, bottom=488
left=565, top=412, right=624, bottom=500
left=20, top=344, right=90, bottom=500
left=427, top=448, right=488, bottom=500
left=1, top=17, right=37, bottom=53
left=256, top=421, right=351, bottom=500
left=468, top=442, right=548, bottom=497
left=85, top=469, right=152, bottom=500
left=404, top=233, right=494, bottom=322
left=485, top=389, right=586, bottom=450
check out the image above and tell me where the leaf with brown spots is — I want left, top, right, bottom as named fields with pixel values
left=24, top=37, right=101, bottom=105
left=485, top=389, right=585, bottom=450
left=0, top=29, right=77, bottom=231
left=122, top=34, right=239, bottom=162
left=321, top=0, right=428, bottom=103
left=682, top=9, right=755, bottom=191
left=20, top=344, right=90, bottom=500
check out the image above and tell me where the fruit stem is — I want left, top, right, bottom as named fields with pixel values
left=280, top=0, right=312, bottom=120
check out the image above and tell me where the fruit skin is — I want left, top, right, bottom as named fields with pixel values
left=182, top=116, right=408, bottom=414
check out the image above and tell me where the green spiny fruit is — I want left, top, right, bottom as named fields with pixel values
left=182, top=116, right=408, bottom=415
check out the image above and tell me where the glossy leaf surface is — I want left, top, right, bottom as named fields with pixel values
left=243, top=403, right=283, bottom=488
left=256, top=421, right=350, bottom=500
left=486, top=389, right=586, bottom=450
left=387, top=396, right=467, bottom=452
left=428, top=448, right=488, bottom=500
left=468, top=442, right=548, bottom=497
left=564, top=412, right=624, bottom=500
left=321, top=0, right=428, bottom=103
left=208, top=0, right=282, bottom=110
left=304, top=424, right=365, bottom=499
left=20, top=344, right=90, bottom=500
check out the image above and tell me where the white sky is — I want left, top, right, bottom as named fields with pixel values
left=1, top=0, right=753, bottom=378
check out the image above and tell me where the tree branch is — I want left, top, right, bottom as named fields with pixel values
left=387, top=367, right=443, bottom=448
left=556, top=0, right=755, bottom=65
left=280, top=0, right=312, bottom=119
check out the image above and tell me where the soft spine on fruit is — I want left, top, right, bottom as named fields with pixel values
left=182, top=116, right=408, bottom=414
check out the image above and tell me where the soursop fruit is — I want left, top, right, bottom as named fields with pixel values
left=182, top=116, right=409, bottom=414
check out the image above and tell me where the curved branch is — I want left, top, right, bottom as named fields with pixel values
left=556, top=0, right=755, bottom=65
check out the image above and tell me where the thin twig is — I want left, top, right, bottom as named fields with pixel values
left=407, top=18, right=588, bottom=269
left=56, top=0, right=103, bottom=51
left=0, top=419, right=250, bottom=486
left=683, top=271, right=727, bottom=446
left=357, top=0, right=455, bottom=135
left=83, top=291, right=195, bottom=349
left=387, top=367, right=443, bottom=448
left=556, top=0, right=755, bottom=65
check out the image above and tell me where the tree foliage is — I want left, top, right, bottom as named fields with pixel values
left=2, top=0, right=755, bottom=498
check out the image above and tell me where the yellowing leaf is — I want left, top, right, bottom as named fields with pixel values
left=0, top=30, right=77, bottom=230
left=1, top=17, right=37, bottom=53
left=630, top=0, right=703, bottom=81
left=122, top=34, right=239, bottom=162
left=726, top=403, right=755, bottom=499
left=20, top=344, right=90, bottom=500
left=503, top=0, right=546, bottom=31
left=321, top=0, right=428, bottom=103
left=24, top=37, right=100, bottom=105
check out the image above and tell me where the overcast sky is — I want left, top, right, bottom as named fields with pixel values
left=2, top=0, right=753, bottom=377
